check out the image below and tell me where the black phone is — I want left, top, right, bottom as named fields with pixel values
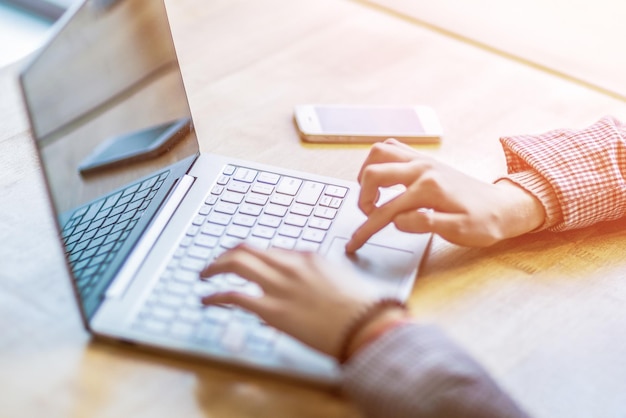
left=78, top=117, right=192, bottom=175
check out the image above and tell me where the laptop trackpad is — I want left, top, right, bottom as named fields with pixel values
left=325, top=237, right=419, bottom=297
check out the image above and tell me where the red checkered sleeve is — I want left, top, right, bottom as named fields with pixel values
left=497, top=116, right=626, bottom=232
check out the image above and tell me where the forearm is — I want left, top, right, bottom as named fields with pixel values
left=341, top=323, right=529, bottom=418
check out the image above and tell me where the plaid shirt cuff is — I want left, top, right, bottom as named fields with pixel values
left=499, top=116, right=626, bottom=231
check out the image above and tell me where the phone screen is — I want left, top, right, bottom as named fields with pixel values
left=315, top=106, right=425, bottom=135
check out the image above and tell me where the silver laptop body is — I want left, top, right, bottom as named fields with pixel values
left=20, top=0, right=430, bottom=385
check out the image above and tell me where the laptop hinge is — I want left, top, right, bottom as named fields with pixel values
left=105, top=174, right=196, bottom=299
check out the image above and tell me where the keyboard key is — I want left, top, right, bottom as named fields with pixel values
left=234, top=167, right=258, bottom=183
left=115, top=193, right=133, bottom=208
left=72, top=239, right=90, bottom=254
left=195, top=234, right=219, bottom=248
left=251, top=183, right=274, bottom=195
left=179, top=236, right=194, bottom=247
left=201, top=223, right=226, bottom=236
left=272, top=236, right=296, bottom=250
left=198, top=204, right=211, bottom=215
left=216, top=175, right=230, bottom=185
left=257, top=171, right=280, bottom=184
left=239, top=204, right=263, bottom=216
left=85, top=217, right=105, bottom=233
left=270, top=194, right=293, bottom=206
left=139, top=175, right=158, bottom=191
left=125, top=199, right=143, bottom=212
left=87, top=235, right=106, bottom=250
left=295, top=241, right=320, bottom=252
left=227, top=181, right=250, bottom=194
left=82, top=199, right=105, bottom=223
left=296, top=181, right=324, bottom=205
left=101, top=214, right=121, bottom=229
left=245, top=193, right=269, bottom=206
left=220, top=236, right=242, bottom=249
left=308, top=217, right=331, bottom=230
left=73, top=221, right=90, bottom=235
left=96, top=242, right=115, bottom=256
left=186, top=225, right=200, bottom=237
left=329, top=197, right=343, bottom=209
left=325, top=185, right=348, bottom=198
left=284, top=214, right=307, bottom=227
left=72, top=205, right=89, bottom=219
left=245, top=236, right=271, bottom=250
left=173, top=269, right=198, bottom=283
left=205, top=194, right=219, bottom=205
left=302, top=228, right=326, bottom=243
left=166, top=281, right=191, bottom=296
left=258, top=214, right=281, bottom=228
left=314, top=207, right=338, bottom=220
left=221, top=191, right=245, bottom=204
left=208, top=212, right=231, bottom=225
left=65, top=231, right=83, bottom=246
left=290, top=203, right=313, bottom=217
left=111, top=219, right=130, bottom=234
left=232, top=214, right=256, bottom=227
left=226, top=225, right=250, bottom=239
left=222, top=165, right=236, bottom=175
left=214, top=202, right=238, bottom=215
left=110, top=203, right=127, bottom=217
left=118, top=209, right=137, bottom=223
left=264, top=204, right=288, bottom=217
left=158, top=171, right=170, bottom=182
left=188, top=245, right=212, bottom=260
left=319, top=196, right=332, bottom=207
left=252, top=226, right=276, bottom=239
left=159, top=293, right=186, bottom=309
left=278, top=225, right=301, bottom=238
left=205, top=306, right=232, bottom=324
left=180, top=257, right=206, bottom=271
left=131, top=188, right=150, bottom=203
left=192, top=215, right=206, bottom=226
left=276, top=177, right=302, bottom=196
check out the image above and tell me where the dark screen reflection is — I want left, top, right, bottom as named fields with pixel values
left=21, top=0, right=198, bottom=215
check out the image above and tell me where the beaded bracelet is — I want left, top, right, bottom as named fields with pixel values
left=337, top=298, right=408, bottom=364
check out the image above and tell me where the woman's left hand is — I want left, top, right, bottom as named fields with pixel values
left=199, top=244, right=376, bottom=358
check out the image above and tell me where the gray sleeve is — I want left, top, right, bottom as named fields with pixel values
left=341, top=323, right=529, bottom=418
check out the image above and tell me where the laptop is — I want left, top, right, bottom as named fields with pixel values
left=19, top=0, right=431, bottom=385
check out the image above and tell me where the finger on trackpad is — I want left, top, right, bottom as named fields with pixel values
left=325, top=237, right=419, bottom=293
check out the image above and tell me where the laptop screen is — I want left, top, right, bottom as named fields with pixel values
left=20, top=0, right=199, bottom=320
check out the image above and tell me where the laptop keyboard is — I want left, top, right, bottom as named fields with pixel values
left=133, top=164, right=348, bottom=357
left=62, top=171, right=170, bottom=298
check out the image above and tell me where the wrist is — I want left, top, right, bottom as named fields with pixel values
left=494, top=179, right=546, bottom=239
left=338, top=299, right=409, bottom=363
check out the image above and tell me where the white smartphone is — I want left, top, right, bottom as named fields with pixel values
left=294, top=104, right=442, bottom=144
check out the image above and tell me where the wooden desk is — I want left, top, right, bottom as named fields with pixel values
left=1, top=0, right=626, bottom=417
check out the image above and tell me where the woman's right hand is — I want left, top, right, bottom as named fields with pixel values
left=346, top=138, right=546, bottom=252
